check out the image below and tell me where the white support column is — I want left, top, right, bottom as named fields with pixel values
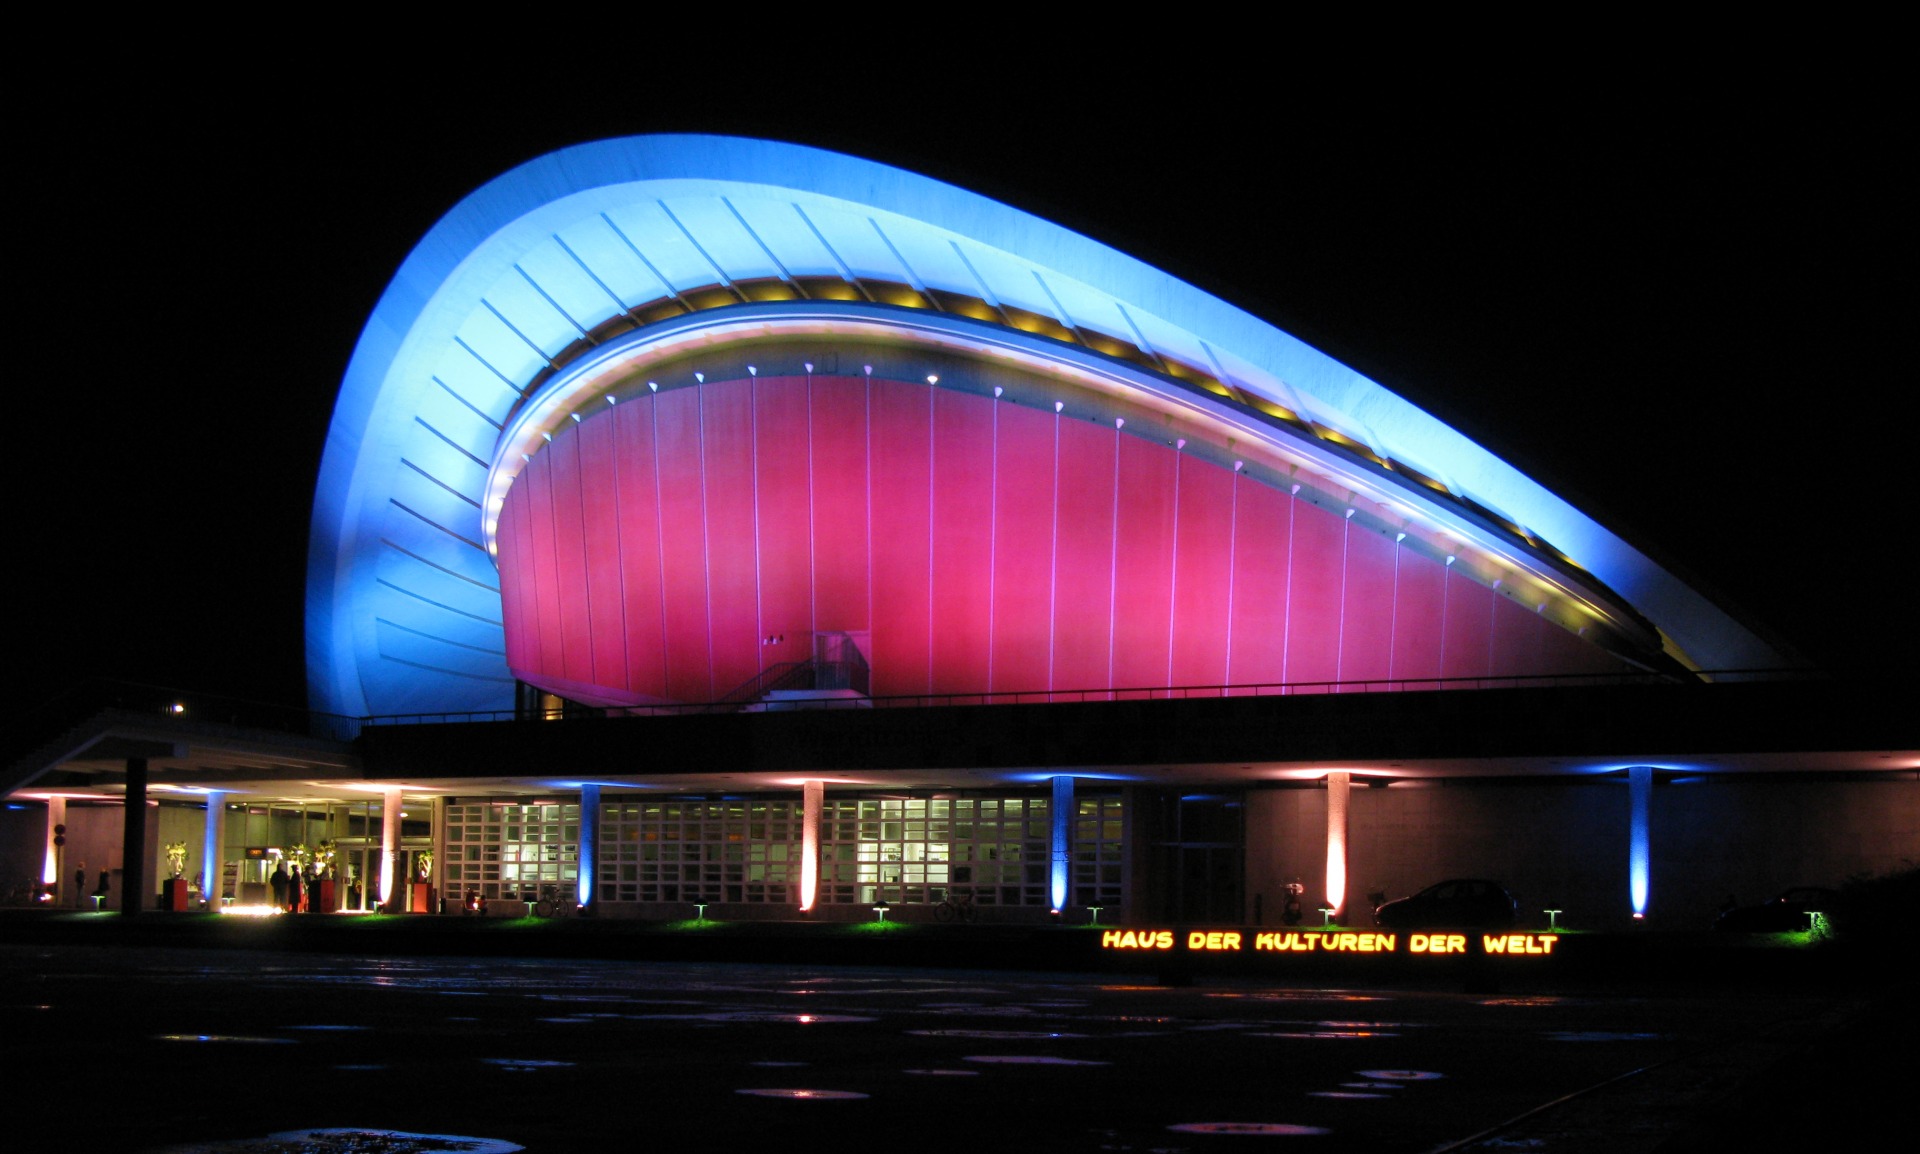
left=380, top=787, right=402, bottom=910
left=429, top=796, right=447, bottom=914
left=201, top=792, right=227, bottom=910
left=1050, top=776, right=1073, bottom=912
left=1628, top=766, right=1652, bottom=920
left=44, top=796, right=67, bottom=905
left=1324, top=771, right=1351, bottom=921
left=576, top=785, right=600, bottom=911
left=799, top=780, right=823, bottom=913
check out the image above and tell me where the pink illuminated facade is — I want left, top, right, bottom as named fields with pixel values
left=498, top=371, right=1632, bottom=709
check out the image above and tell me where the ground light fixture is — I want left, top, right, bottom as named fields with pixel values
left=1545, top=908, right=1563, bottom=929
left=1086, top=906, right=1103, bottom=924
left=694, top=903, right=707, bottom=924
left=1320, top=906, right=1336, bottom=926
left=871, top=900, right=891, bottom=923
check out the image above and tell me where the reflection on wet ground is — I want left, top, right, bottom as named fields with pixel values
left=0, top=944, right=1878, bottom=1154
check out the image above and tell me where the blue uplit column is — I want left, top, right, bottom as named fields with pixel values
left=576, top=785, right=600, bottom=911
left=202, top=792, right=227, bottom=910
left=1050, top=776, right=1073, bottom=912
left=1628, top=766, right=1652, bottom=919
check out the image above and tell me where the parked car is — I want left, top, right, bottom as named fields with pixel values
left=1713, top=886, right=1842, bottom=933
left=1374, top=879, right=1519, bottom=929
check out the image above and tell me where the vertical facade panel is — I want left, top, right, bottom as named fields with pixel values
left=702, top=380, right=762, bottom=698
left=654, top=388, right=714, bottom=701
left=1169, top=457, right=1235, bottom=692
left=868, top=381, right=932, bottom=696
left=1284, top=502, right=1346, bottom=689
left=613, top=399, right=668, bottom=701
left=929, top=389, right=995, bottom=697
left=523, top=451, right=569, bottom=683
left=1390, top=547, right=1446, bottom=687
left=810, top=377, right=870, bottom=635
left=498, top=463, right=540, bottom=681
left=1490, top=591, right=1546, bottom=678
left=754, top=378, right=815, bottom=669
left=1338, top=526, right=1397, bottom=688
left=1052, top=419, right=1118, bottom=695
left=990, top=403, right=1057, bottom=694
left=1111, top=435, right=1176, bottom=695
left=576, top=414, right=628, bottom=693
left=1226, top=477, right=1291, bottom=691
left=1441, top=571, right=1495, bottom=686
left=546, top=428, right=595, bottom=686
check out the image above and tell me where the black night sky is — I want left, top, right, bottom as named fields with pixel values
left=22, top=75, right=1908, bottom=710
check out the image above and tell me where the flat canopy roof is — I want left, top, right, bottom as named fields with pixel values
left=310, top=136, right=1787, bottom=719
left=11, top=683, right=1912, bottom=809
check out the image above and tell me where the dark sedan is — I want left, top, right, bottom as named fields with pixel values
left=1713, top=886, right=1842, bottom=933
left=1374, top=879, right=1519, bottom=929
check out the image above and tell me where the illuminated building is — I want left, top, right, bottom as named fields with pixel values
left=6, top=137, right=1913, bottom=927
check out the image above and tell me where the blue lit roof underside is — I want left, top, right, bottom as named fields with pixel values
left=309, top=135, right=1783, bottom=718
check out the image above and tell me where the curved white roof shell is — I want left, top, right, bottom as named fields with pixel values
left=309, top=135, right=1783, bottom=718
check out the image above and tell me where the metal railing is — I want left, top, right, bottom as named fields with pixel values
left=359, top=667, right=1824, bottom=728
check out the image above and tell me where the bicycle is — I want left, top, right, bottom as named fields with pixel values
left=934, top=892, right=977, bottom=924
left=533, top=882, right=576, bottom=917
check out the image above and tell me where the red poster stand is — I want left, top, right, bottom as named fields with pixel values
left=161, top=879, right=189, bottom=912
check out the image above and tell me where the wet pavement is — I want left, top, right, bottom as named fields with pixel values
left=1, top=944, right=1902, bottom=1153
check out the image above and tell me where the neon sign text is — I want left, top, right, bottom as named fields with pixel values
left=1481, top=933, right=1558, bottom=955
left=1096, top=928, right=1562, bottom=960
left=1254, top=932, right=1396, bottom=953
left=1100, top=929, right=1175, bottom=950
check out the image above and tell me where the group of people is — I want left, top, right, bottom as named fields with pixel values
left=268, top=861, right=330, bottom=913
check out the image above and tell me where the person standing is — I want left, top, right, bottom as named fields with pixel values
left=288, top=865, right=306, bottom=913
left=74, top=862, right=87, bottom=908
left=269, top=861, right=289, bottom=910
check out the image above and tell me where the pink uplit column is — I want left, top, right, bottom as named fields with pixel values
left=799, top=780, right=823, bottom=913
left=1324, top=772, right=1351, bottom=920
left=379, top=787, right=402, bottom=909
left=44, top=796, right=66, bottom=903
